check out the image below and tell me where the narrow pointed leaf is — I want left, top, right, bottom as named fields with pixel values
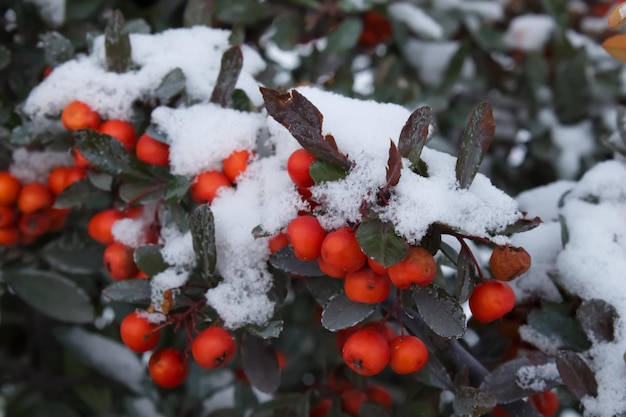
left=496, top=216, right=542, bottom=236
left=269, top=246, right=325, bottom=277
left=241, top=334, right=280, bottom=393
left=211, top=46, right=243, bottom=107
left=134, top=244, right=169, bottom=276
left=386, top=140, right=402, bottom=187
left=398, top=106, right=432, bottom=167
left=105, top=10, right=132, bottom=73
left=42, top=31, right=75, bottom=67
left=190, top=204, right=217, bottom=281
left=310, top=160, right=349, bottom=183
left=455, top=102, right=495, bottom=189
left=102, top=279, right=151, bottom=304
left=556, top=351, right=598, bottom=400
left=356, top=218, right=408, bottom=267
left=155, top=67, right=186, bottom=103
left=455, top=246, right=475, bottom=303
left=4, top=269, right=94, bottom=324
left=413, top=285, right=466, bottom=338
left=321, top=292, right=375, bottom=331
left=261, top=87, right=351, bottom=170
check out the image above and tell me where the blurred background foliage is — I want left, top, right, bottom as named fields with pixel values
left=0, top=0, right=624, bottom=416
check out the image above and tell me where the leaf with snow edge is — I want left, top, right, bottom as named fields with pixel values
left=356, top=218, right=408, bottom=267
left=211, top=46, right=243, bottom=107
left=105, top=10, right=132, bottom=73
left=4, top=268, right=94, bottom=324
left=455, top=101, right=495, bottom=189
left=495, top=215, right=542, bottom=236
left=385, top=140, right=402, bottom=187
left=261, top=88, right=351, bottom=170
left=454, top=246, right=475, bottom=303
left=305, top=276, right=344, bottom=306
left=134, top=245, right=169, bottom=277
left=556, top=350, right=598, bottom=400
left=412, top=285, right=466, bottom=339
left=42, top=31, right=74, bottom=67
left=527, top=302, right=591, bottom=352
left=164, top=175, right=190, bottom=204
left=453, top=386, right=496, bottom=417
left=42, top=234, right=105, bottom=275
left=183, top=0, right=212, bottom=27
left=190, top=204, right=217, bottom=283
left=553, top=46, right=589, bottom=124
left=310, top=160, right=349, bottom=184
left=241, top=334, right=280, bottom=393
left=398, top=106, right=432, bottom=169
left=576, top=299, right=617, bottom=343
left=246, top=320, right=284, bottom=339
left=326, top=18, right=363, bottom=53
left=154, top=67, right=186, bottom=104
left=53, top=326, right=144, bottom=393
left=321, top=292, right=375, bottom=331
left=249, top=393, right=311, bottom=417
left=269, top=246, right=325, bottom=277
left=75, top=130, right=152, bottom=180
left=54, top=178, right=100, bottom=209
left=102, top=279, right=151, bottom=304
left=119, top=180, right=165, bottom=204
left=480, top=354, right=559, bottom=403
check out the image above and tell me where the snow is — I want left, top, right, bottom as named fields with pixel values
left=24, top=0, right=65, bottom=26
left=516, top=362, right=560, bottom=392
left=388, top=3, right=444, bottom=40
left=403, top=40, right=464, bottom=86
left=433, top=0, right=504, bottom=21
left=159, top=225, right=195, bottom=269
left=9, top=148, right=71, bottom=184
left=111, top=217, right=148, bottom=249
left=504, top=15, right=555, bottom=52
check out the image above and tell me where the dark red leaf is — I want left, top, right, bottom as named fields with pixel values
left=455, top=102, right=495, bottom=189
left=386, top=140, right=402, bottom=187
left=556, top=350, right=598, bottom=400
left=398, top=106, right=432, bottom=167
left=211, top=46, right=243, bottom=107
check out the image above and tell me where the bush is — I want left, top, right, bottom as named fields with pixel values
left=1, top=1, right=626, bottom=417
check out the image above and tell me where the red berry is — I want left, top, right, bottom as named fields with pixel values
left=342, top=328, right=390, bottom=376
left=286, top=215, right=326, bottom=260
left=287, top=149, right=316, bottom=188
left=148, top=348, right=188, bottom=388
left=223, top=149, right=251, bottom=183
left=321, top=227, right=366, bottom=273
left=99, top=120, right=137, bottom=151
left=191, top=171, right=232, bottom=204
left=344, top=267, right=391, bottom=304
left=387, top=247, right=437, bottom=290
left=469, top=280, right=516, bottom=323
left=61, top=101, right=100, bottom=131
left=120, top=311, right=160, bottom=353
left=136, top=134, right=170, bottom=166
left=388, top=335, right=428, bottom=374
left=191, top=327, right=236, bottom=369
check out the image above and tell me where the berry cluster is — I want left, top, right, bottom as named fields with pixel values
left=190, top=149, right=252, bottom=204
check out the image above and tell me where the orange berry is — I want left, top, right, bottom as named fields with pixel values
left=0, top=205, right=17, bottom=228
left=99, top=120, right=137, bottom=151
left=223, top=149, right=251, bottom=183
left=18, top=212, right=51, bottom=236
left=367, top=258, right=388, bottom=275
left=310, top=399, right=332, bottom=417
left=268, top=232, right=289, bottom=254
left=136, top=134, right=170, bottom=166
left=148, top=348, right=188, bottom=388
left=88, top=209, right=124, bottom=245
left=286, top=215, right=326, bottom=261
left=0, top=172, right=21, bottom=205
left=387, top=247, right=437, bottom=290
left=191, top=327, right=236, bottom=369
left=318, top=257, right=347, bottom=278
left=190, top=171, right=232, bottom=204
left=469, top=280, right=516, bottom=323
left=17, top=183, right=54, bottom=214
left=530, top=391, right=559, bottom=417
left=321, top=227, right=366, bottom=273
left=287, top=148, right=316, bottom=188
left=48, top=166, right=69, bottom=195
left=344, top=267, right=391, bottom=304
left=365, top=385, right=393, bottom=408
left=389, top=335, right=428, bottom=374
left=0, top=227, right=19, bottom=245
left=61, top=101, right=100, bottom=131
left=120, top=311, right=160, bottom=353
left=341, top=389, right=367, bottom=416
left=104, top=242, right=139, bottom=281
left=342, top=328, right=390, bottom=376
left=72, top=147, right=92, bottom=168
left=63, top=167, right=88, bottom=190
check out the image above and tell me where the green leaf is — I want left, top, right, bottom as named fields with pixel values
left=42, top=31, right=75, bottom=67
left=269, top=246, right=325, bottom=277
left=231, top=89, right=253, bottom=112
left=553, top=46, right=589, bottom=124
left=183, top=0, right=213, bottom=27
left=271, top=15, right=300, bottom=50
left=356, top=218, right=408, bottom=267
left=309, top=160, right=349, bottom=184
left=438, top=42, right=469, bottom=94
left=75, top=130, right=152, bottom=180
left=164, top=175, right=190, bottom=203
left=105, top=10, right=132, bottom=73
left=42, top=234, right=105, bottom=275
left=214, top=0, right=273, bottom=24
left=326, top=18, right=363, bottom=53
left=556, top=350, right=598, bottom=400
left=241, top=334, right=280, bottom=393
left=527, top=302, right=591, bottom=351
left=540, top=0, right=567, bottom=27
left=119, top=180, right=165, bottom=204
left=211, top=46, right=243, bottom=107
left=453, top=386, right=496, bottom=417
left=53, top=326, right=144, bottom=393
left=246, top=320, right=284, bottom=339
left=54, top=178, right=99, bottom=208
left=134, top=244, right=169, bottom=276
left=412, top=285, right=466, bottom=338
left=455, top=101, right=495, bottom=189
left=576, top=299, right=617, bottom=343
left=454, top=246, right=475, bottom=303
left=101, top=279, right=151, bottom=304
left=190, top=204, right=217, bottom=282
left=3, top=268, right=94, bottom=324
left=321, top=292, right=375, bottom=331
left=0, top=45, right=11, bottom=70
left=154, top=67, right=186, bottom=104
left=398, top=106, right=432, bottom=168
left=305, top=276, right=345, bottom=305
left=261, top=88, right=351, bottom=170
left=414, top=355, right=454, bottom=390
left=235, top=380, right=259, bottom=417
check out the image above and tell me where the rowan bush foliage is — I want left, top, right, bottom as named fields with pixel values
left=1, top=1, right=626, bottom=417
